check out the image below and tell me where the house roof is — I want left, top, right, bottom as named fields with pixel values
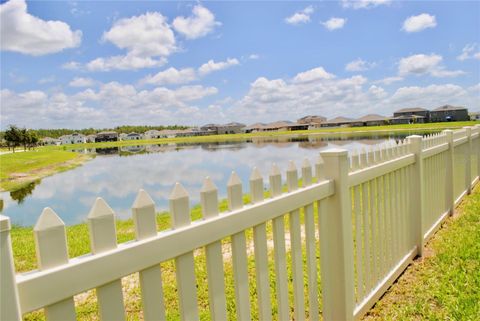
left=244, top=123, right=267, bottom=130
left=432, top=105, right=467, bottom=111
left=224, top=122, right=246, bottom=127
left=97, top=131, right=118, bottom=135
left=144, top=129, right=162, bottom=134
left=394, top=107, right=428, bottom=113
left=356, top=114, right=389, bottom=122
left=324, top=116, right=354, bottom=124
left=297, top=115, right=327, bottom=124
left=263, top=121, right=302, bottom=129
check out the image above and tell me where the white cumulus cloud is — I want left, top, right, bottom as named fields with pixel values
left=285, top=6, right=314, bottom=25
left=341, top=0, right=391, bottom=9
left=86, top=55, right=166, bottom=72
left=292, top=67, right=335, bottom=83
left=69, top=77, right=96, bottom=87
left=141, top=67, right=197, bottom=86
left=398, top=53, right=465, bottom=78
left=457, top=43, right=480, bottom=61
left=402, top=13, right=437, bottom=33
left=173, top=5, right=220, bottom=39
left=0, top=0, right=82, bottom=55
left=1, top=83, right=219, bottom=128
left=345, top=58, right=376, bottom=72
left=322, top=17, right=347, bottom=31
left=198, top=58, right=239, bottom=76
left=85, top=12, right=175, bottom=71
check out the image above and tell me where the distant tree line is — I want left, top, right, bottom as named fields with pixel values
left=0, top=125, right=189, bottom=139
left=2, top=125, right=39, bottom=152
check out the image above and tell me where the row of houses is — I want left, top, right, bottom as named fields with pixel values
left=39, top=105, right=474, bottom=145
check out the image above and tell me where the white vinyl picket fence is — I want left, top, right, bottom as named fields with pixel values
left=1, top=125, right=479, bottom=321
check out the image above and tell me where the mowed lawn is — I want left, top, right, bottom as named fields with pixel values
left=364, top=185, right=480, bottom=320
left=0, top=150, right=88, bottom=191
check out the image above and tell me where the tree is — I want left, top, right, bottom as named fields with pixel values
left=20, top=129, right=38, bottom=151
left=4, top=125, right=21, bottom=152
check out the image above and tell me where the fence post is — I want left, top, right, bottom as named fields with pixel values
left=0, top=215, right=21, bottom=321
left=444, top=130, right=454, bottom=215
left=34, top=208, right=77, bottom=321
left=408, top=135, right=424, bottom=257
left=464, top=127, right=472, bottom=194
left=319, top=149, right=354, bottom=321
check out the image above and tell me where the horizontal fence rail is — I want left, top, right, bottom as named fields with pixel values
left=1, top=124, right=479, bottom=321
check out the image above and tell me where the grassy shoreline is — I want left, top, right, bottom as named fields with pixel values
left=0, top=150, right=93, bottom=192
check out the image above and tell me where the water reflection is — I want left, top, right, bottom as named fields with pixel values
left=1, top=133, right=423, bottom=226
left=10, top=180, right=40, bottom=204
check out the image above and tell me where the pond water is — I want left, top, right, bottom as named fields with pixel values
left=1, top=133, right=425, bottom=226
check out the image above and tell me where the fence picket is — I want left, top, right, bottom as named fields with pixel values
left=34, top=208, right=76, bottom=321
left=227, top=172, right=251, bottom=321
left=269, top=164, right=289, bottom=321
left=250, top=168, right=272, bottom=321
left=132, top=190, right=166, bottom=321
left=302, top=159, right=319, bottom=321
left=169, top=183, right=199, bottom=321
left=88, top=198, right=126, bottom=321
left=200, top=178, right=228, bottom=321
left=287, top=161, right=306, bottom=321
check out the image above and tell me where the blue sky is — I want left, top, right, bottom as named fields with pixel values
left=1, top=0, right=479, bottom=129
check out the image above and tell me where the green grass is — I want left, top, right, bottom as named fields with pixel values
left=45, top=121, right=479, bottom=150
left=0, top=150, right=91, bottom=192
left=364, top=185, right=480, bottom=320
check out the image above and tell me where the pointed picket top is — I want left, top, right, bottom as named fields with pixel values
left=34, top=207, right=65, bottom=231
left=302, top=158, right=311, bottom=169
left=250, top=167, right=262, bottom=181
left=200, top=176, right=217, bottom=193
left=287, top=160, right=297, bottom=172
left=88, top=197, right=114, bottom=219
left=169, top=182, right=189, bottom=200
left=270, top=163, right=281, bottom=176
left=227, top=171, right=242, bottom=187
left=132, top=189, right=155, bottom=209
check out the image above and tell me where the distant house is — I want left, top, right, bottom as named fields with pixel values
left=144, top=130, right=163, bottom=139
left=321, top=117, right=355, bottom=127
left=123, top=132, right=143, bottom=140
left=470, top=112, right=480, bottom=121
left=200, top=123, right=246, bottom=134
left=393, top=107, right=430, bottom=121
left=354, top=114, right=390, bottom=127
left=390, top=115, right=426, bottom=124
left=297, top=115, right=327, bottom=129
left=200, top=124, right=220, bottom=133
left=86, top=134, right=97, bottom=143
left=41, top=137, right=60, bottom=146
left=243, top=123, right=268, bottom=133
left=95, top=131, right=118, bottom=142
left=430, top=105, right=469, bottom=122
left=260, top=121, right=308, bottom=132
left=219, top=122, right=246, bottom=134
left=59, top=133, right=86, bottom=145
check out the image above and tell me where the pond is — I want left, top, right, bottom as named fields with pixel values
left=0, top=132, right=427, bottom=226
